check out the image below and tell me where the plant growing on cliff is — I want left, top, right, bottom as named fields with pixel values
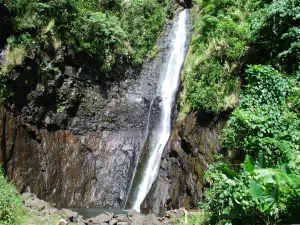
left=74, top=11, right=127, bottom=70
left=0, top=168, right=27, bottom=224
left=6, top=0, right=168, bottom=71
left=180, top=0, right=250, bottom=114
left=122, top=0, right=165, bottom=64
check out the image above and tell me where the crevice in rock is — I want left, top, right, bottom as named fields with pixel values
left=180, top=138, right=193, bottom=155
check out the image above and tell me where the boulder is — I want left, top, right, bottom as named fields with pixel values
left=116, top=214, right=129, bottom=222
left=109, top=218, right=118, bottom=225
left=61, top=208, right=78, bottom=219
left=117, top=222, right=130, bottom=225
left=21, top=192, right=37, bottom=201
left=129, top=213, right=145, bottom=225
left=44, top=206, right=58, bottom=215
left=93, top=213, right=113, bottom=223
left=127, top=209, right=138, bottom=217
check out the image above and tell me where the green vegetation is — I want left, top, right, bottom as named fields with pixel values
left=180, top=0, right=250, bottom=114
left=181, top=0, right=300, bottom=224
left=1, top=0, right=299, bottom=224
left=204, top=65, right=300, bottom=224
left=249, top=0, right=300, bottom=74
left=122, top=0, right=165, bottom=64
left=0, top=169, right=27, bottom=224
left=222, top=66, right=300, bottom=171
left=173, top=212, right=211, bottom=225
left=204, top=161, right=300, bottom=224
left=180, top=0, right=299, bottom=114
left=1, top=0, right=168, bottom=73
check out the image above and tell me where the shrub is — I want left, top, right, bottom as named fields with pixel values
left=74, top=11, right=126, bottom=70
left=0, top=169, right=27, bottom=224
left=180, top=0, right=252, bottom=114
left=7, top=0, right=167, bottom=70
left=222, top=65, right=300, bottom=170
left=204, top=159, right=300, bottom=224
left=122, top=0, right=165, bottom=64
left=8, top=0, right=77, bottom=36
left=249, top=0, right=300, bottom=73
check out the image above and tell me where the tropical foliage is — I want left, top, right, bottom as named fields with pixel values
left=0, top=169, right=27, bottom=224
left=1, top=0, right=167, bottom=72
left=204, top=160, right=300, bottom=224
left=181, top=0, right=300, bottom=224
left=180, top=0, right=300, bottom=114
left=204, top=66, right=300, bottom=224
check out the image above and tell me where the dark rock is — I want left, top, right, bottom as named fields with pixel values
left=143, top=111, right=227, bottom=214
left=0, top=3, right=12, bottom=52
left=175, top=0, right=193, bottom=8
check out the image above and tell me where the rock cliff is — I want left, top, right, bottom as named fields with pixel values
left=0, top=19, right=175, bottom=208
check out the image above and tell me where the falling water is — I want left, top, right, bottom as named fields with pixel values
left=132, top=9, right=189, bottom=211
left=0, top=48, right=7, bottom=65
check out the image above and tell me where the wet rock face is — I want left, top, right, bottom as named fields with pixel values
left=142, top=111, right=228, bottom=214
left=0, top=20, right=175, bottom=208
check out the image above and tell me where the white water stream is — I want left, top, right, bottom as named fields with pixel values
left=132, top=9, right=189, bottom=211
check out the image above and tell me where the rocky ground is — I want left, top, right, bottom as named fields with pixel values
left=23, top=192, right=193, bottom=225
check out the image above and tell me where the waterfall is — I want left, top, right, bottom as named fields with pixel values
left=131, top=9, right=189, bottom=212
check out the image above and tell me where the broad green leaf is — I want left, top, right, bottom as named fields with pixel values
left=249, top=180, right=264, bottom=198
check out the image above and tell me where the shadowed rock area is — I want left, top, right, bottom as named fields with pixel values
left=141, top=111, right=228, bottom=214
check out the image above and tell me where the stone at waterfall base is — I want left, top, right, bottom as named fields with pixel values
left=22, top=192, right=195, bottom=225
